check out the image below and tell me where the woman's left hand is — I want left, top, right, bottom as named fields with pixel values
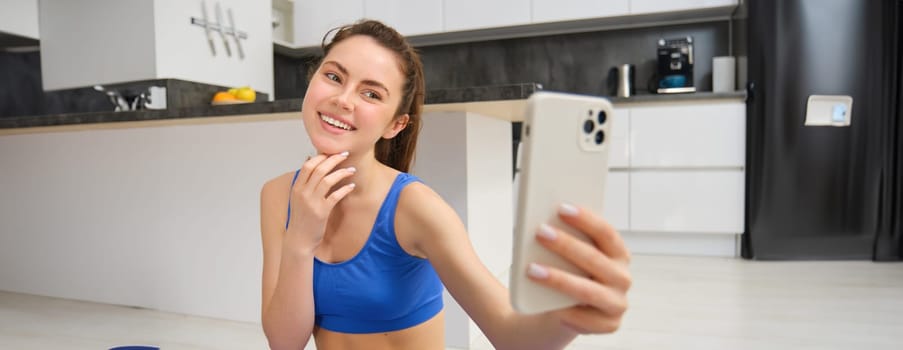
left=529, top=203, right=632, bottom=334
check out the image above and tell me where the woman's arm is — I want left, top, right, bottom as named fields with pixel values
left=395, top=184, right=573, bottom=349
left=396, top=183, right=630, bottom=350
left=260, top=154, right=356, bottom=350
left=260, top=176, right=317, bottom=350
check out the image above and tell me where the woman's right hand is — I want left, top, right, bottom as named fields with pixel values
left=285, top=151, right=357, bottom=252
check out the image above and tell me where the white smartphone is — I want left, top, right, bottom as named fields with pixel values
left=510, top=91, right=612, bottom=314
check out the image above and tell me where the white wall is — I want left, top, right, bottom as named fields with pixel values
left=0, top=0, right=39, bottom=39
left=39, top=0, right=274, bottom=98
left=39, top=0, right=157, bottom=90
left=154, top=0, right=274, bottom=98
left=0, top=116, right=310, bottom=323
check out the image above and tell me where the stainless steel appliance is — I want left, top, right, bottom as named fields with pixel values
left=607, top=64, right=636, bottom=98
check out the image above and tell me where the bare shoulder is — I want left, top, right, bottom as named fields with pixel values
left=261, top=171, right=297, bottom=203
left=397, top=182, right=454, bottom=222
left=396, top=181, right=467, bottom=251
left=260, top=170, right=299, bottom=231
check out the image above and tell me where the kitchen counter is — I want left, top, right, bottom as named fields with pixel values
left=609, top=90, right=747, bottom=104
left=0, top=83, right=746, bottom=133
left=425, top=90, right=748, bottom=122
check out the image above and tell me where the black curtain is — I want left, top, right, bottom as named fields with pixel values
left=874, top=0, right=903, bottom=261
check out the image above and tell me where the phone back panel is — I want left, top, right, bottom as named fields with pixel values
left=510, top=91, right=612, bottom=314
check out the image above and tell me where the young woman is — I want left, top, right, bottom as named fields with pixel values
left=259, top=20, right=631, bottom=350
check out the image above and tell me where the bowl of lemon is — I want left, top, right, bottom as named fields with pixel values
left=212, top=86, right=256, bottom=105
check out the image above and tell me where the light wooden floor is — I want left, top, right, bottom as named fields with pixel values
left=1, top=255, right=901, bottom=350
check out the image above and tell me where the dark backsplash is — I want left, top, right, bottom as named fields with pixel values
left=0, top=50, right=44, bottom=118
left=275, top=20, right=733, bottom=100
left=0, top=50, right=267, bottom=118
left=274, top=53, right=319, bottom=102
left=2, top=20, right=736, bottom=116
left=420, top=21, right=729, bottom=95
left=0, top=49, right=124, bottom=117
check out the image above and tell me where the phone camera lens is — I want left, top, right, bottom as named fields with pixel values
left=597, top=110, right=607, bottom=125
left=583, top=119, right=594, bottom=134
left=594, top=130, right=605, bottom=145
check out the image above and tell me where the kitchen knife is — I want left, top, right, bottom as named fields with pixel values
left=227, top=8, right=245, bottom=59
left=215, top=2, right=232, bottom=57
left=201, top=1, right=215, bottom=55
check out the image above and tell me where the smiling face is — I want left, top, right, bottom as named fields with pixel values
left=301, top=35, right=410, bottom=157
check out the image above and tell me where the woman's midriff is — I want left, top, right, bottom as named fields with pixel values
left=313, top=310, right=446, bottom=350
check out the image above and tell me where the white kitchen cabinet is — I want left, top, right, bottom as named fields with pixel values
left=272, top=0, right=294, bottom=43
left=629, top=170, right=745, bottom=234
left=444, top=0, right=531, bottom=32
left=605, top=108, right=630, bottom=232
left=40, top=0, right=274, bottom=97
left=612, top=97, right=746, bottom=257
left=532, top=0, right=629, bottom=23
left=609, top=107, right=630, bottom=168
left=604, top=171, right=630, bottom=231
left=281, top=0, right=739, bottom=49
left=0, top=0, right=39, bottom=39
left=630, top=0, right=738, bottom=15
left=294, top=0, right=364, bottom=48
left=630, top=101, right=745, bottom=168
left=364, top=0, right=443, bottom=36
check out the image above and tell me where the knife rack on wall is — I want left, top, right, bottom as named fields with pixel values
left=190, top=1, right=248, bottom=59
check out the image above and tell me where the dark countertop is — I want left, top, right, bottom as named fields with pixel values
left=0, top=83, right=746, bottom=130
left=1, top=99, right=304, bottom=129
left=609, top=90, right=748, bottom=104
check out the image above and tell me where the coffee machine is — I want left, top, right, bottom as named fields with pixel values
left=656, top=36, right=696, bottom=94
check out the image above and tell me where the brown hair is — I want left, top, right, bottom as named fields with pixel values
left=313, top=20, right=425, bottom=173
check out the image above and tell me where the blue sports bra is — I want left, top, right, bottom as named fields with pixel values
left=285, top=171, right=444, bottom=334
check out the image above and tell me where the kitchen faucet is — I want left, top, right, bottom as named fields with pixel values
left=94, top=85, right=129, bottom=112
left=94, top=85, right=165, bottom=112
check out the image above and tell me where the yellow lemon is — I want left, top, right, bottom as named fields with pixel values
left=235, top=87, right=256, bottom=102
